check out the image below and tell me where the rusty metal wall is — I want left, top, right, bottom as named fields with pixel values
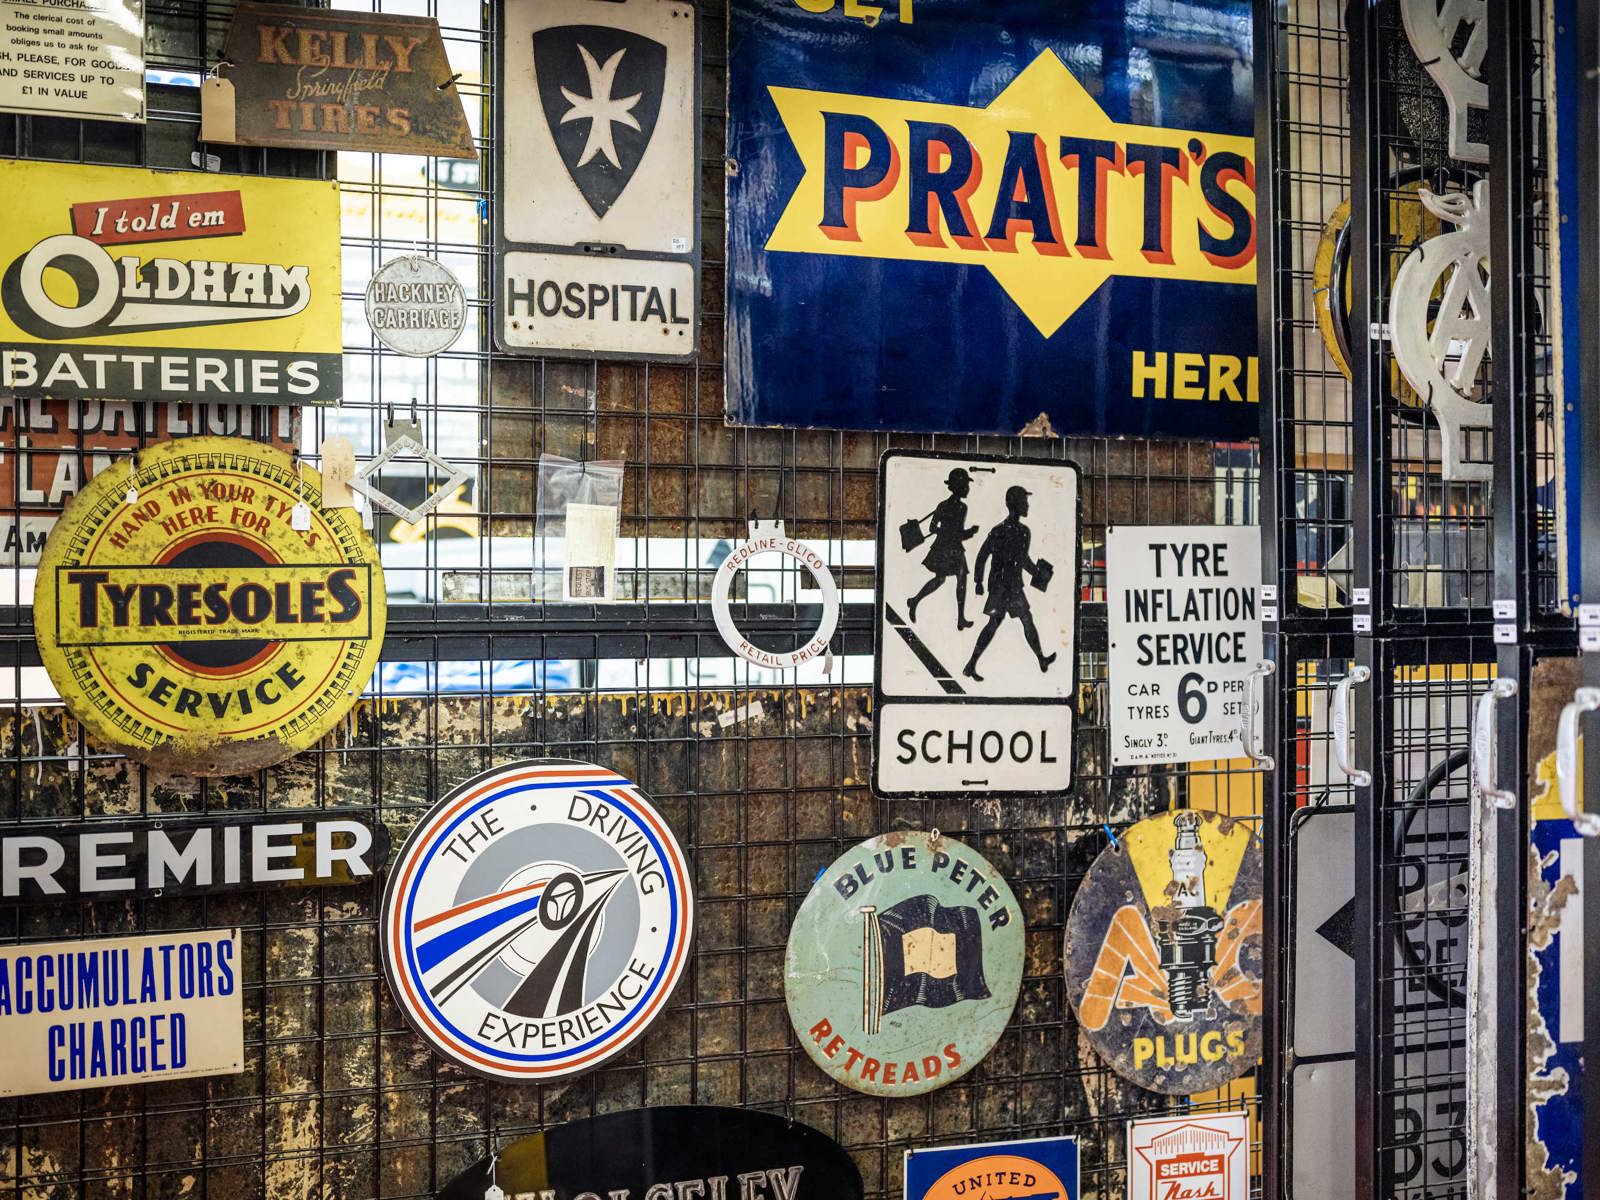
left=0, top=2, right=1265, bottom=1197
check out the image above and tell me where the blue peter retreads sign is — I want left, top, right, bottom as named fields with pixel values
left=726, top=0, right=1257, bottom=439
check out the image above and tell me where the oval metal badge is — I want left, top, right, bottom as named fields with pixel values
left=35, top=437, right=385, bottom=776
left=438, top=1105, right=864, bottom=1200
left=364, top=254, right=467, bottom=357
left=382, top=759, right=694, bottom=1081
left=1064, top=810, right=1263, bottom=1095
left=785, top=830, right=1023, bottom=1097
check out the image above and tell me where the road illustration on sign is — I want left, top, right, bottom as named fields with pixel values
left=875, top=451, right=1079, bottom=796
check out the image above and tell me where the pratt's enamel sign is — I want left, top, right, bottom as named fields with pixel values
left=785, top=831, right=1023, bottom=1097
left=0, top=161, right=342, bottom=404
left=382, top=759, right=694, bottom=1082
left=727, top=0, right=1256, bottom=438
left=1064, top=810, right=1262, bottom=1095
left=34, top=437, right=385, bottom=776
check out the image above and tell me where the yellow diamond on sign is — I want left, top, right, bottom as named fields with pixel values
left=765, top=50, right=1257, bottom=336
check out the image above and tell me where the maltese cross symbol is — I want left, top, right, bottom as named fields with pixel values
left=533, top=24, right=668, bottom=217
left=561, top=46, right=642, bottom=170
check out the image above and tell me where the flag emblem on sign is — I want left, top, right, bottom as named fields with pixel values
left=532, top=25, right=668, bottom=217
left=862, top=894, right=990, bottom=1033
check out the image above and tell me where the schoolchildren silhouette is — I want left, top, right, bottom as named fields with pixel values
left=906, top=467, right=979, bottom=629
left=964, top=485, right=1057, bottom=682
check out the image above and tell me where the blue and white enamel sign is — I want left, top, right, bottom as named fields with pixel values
left=381, top=759, right=694, bottom=1081
left=726, top=0, right=1257, bottom=439
left=904, top=1135, right=1079, bottom=1200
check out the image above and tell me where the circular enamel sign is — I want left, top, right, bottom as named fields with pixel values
left=364, top=255, right=467, bottom=357
left=1064, top=810, right=1263, bottom=1094
left=711, top=520, right=839, bottom=670
left=785, top=831, right=1023, bottom=1097
left=382, top=759, right=694, bottom=1081
left=35, top=437, right=385, bottom=776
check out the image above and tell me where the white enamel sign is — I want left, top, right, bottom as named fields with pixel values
left=1127, top=1111, right=1250, bottom=1200
left=0, top=929, right=244, bottom=1097
left=873, top=451, right=1080, bottom=797
left=1106, top=525, right=1262, bottom=767
left=496, top=0, right=697, bottom=359
left=0, top=0, right=145, bottom=124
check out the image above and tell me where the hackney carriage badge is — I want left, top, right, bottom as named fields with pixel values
left=382, top=759, right=694, bottom=1080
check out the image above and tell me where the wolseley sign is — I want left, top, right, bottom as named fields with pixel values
left=727, top=0, right=1256, bottom=438
left=210, top=3, right=476, bottom=158
left=0, top=161, right=342, bottom=404
left=35, top=437, right=386, bottom=776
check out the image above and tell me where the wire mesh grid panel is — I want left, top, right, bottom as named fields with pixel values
left=1269, top=0, right=1354, bottom=616
left=0, top=1, right=1270, bottom=1198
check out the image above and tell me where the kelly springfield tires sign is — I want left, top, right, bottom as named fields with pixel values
left=726, top=0, right=1256, bottom=439
left=0, top=161, right=342, bottom=403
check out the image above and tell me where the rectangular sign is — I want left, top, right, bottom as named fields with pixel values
left=495, top=0, right=698, bottom=359
left=1105, top=525, right=1262, bottom=766
left=0, top=928, right=244, bottom=1097
left=1127, top=1112, right=1249, bottom=1200
left=0, top=813, right=388, bottom=902
left=0, top=399, right=295, bottom=565
left=905, top=1135, right=1079, bottom=1200
left=726, top=0, right=1257, bottom=438
left=0, top=0, right=144, bottom=124
left=54, top=563, right=374, bottom=645
left=874, top=450, right=1079, bottom=797
left=213, top=3, right=476, bottom=158
left=0, top=161, right=342, bottom=404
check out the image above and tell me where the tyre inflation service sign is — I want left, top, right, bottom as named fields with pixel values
left=382, top=759, right=694, bottom=1081
left=35, top=436, right=385, bottom=776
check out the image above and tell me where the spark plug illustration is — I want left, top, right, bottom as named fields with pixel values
left=1155, top=811, right=1225, bottom=1020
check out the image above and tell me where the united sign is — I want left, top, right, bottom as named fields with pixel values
left=727, top=0, right=1256, bottom=439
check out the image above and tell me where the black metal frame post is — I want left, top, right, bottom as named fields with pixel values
left=1575, top=0, right=1600, bottom=1187
left=1252, top=3, right=1292, bottom=1194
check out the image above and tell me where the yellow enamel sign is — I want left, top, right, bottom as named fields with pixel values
left=36, top=438, right=385, bottom=776
left=765, top=49, right=1256, bottom=337
left=0, top=161, right=342, bottom=404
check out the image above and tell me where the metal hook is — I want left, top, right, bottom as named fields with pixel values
left=437, top=72, right=463, bottom=91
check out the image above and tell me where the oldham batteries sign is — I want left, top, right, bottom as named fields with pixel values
left=0, top=161, right=341, bottom=404
left=496, top=0, right=698, bottom=360
left=726, top=0, right=1256, bottom=438
left=0, top=929, right=243, bottom=1098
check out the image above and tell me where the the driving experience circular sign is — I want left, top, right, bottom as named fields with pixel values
left=785, top=830, right=1024, bottom=1097
left=382, top=759, right=694, bottom=1082
left=35, top=437, right=386, bottom=777
left=1063, top=810, right=1263, bottom=1095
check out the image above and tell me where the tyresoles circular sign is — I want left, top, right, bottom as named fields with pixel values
left=382, top=759, right=695, bottom=1081
left=35, top=437, right=385, bottom=776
